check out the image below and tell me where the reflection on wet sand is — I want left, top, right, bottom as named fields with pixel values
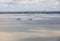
left=0, top=14, right=60, bottom=41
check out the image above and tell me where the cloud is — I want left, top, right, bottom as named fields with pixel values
left=0, top=4, right=14, bottom=9
left=0, top=0, right=14, bottom=8
left=0, top=0, right=60, bottom=11
left=16, top=1, right=33, bottom=4
left=16, top=0, right=39, bottom=4
left=0, top=4, right=8, bottom=7
left=0, top=0, right=13, bottom=3
left=48, top=1, right=60, bottom=8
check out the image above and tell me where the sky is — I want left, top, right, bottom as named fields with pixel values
left=0, top=0, right=60, bottom=12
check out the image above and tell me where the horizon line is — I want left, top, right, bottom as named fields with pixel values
left=0, top=11, right=60, bottom=14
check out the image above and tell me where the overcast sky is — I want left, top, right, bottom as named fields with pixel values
left=0, top=0, right=60, bottom=12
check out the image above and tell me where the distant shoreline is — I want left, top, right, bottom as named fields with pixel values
left=0, top=11, right=60, bottom=14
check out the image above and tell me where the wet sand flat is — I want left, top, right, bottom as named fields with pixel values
left=0, top=14, right=60, bottom=41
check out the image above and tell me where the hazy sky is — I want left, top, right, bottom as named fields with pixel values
left=0, top=0, right=60, bottom=12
